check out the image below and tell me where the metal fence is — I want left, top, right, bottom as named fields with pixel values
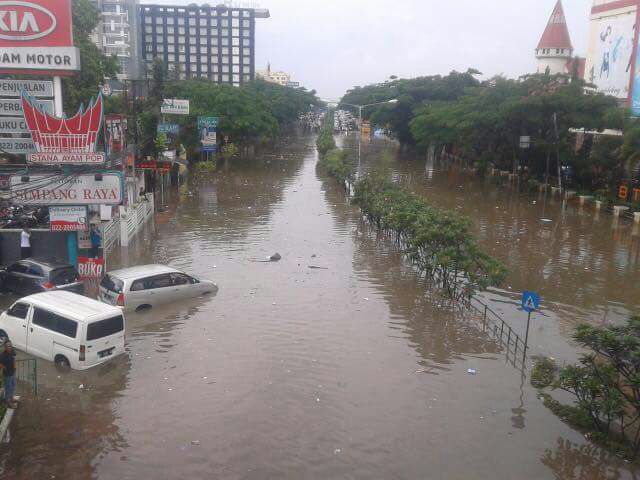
left=15, top=358, right=37, bottom=395
left=465, top=296, right=528, bottom=371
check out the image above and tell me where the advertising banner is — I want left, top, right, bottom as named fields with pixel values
left=161, top=99, right=189, bottom=115
left=27, top=152, right=106, bottom=165
left=585, top=10, right=636, bottom=99
left=198, top=116, right=218, bottom=147
left=0, top=0, right=80, bottom=74
left=631, top=17, right=640, bottom=117
left=77, top=257, right=105, bottom=279
left=49, top=205, right=87, bottom=232
left=10, top=173, right=123, bottom=205
left=77, top=228, right=91, bottom=249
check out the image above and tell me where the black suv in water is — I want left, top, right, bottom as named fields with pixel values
left=0, top=258, right=84, bottom=295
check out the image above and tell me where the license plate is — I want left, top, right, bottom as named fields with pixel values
left=98, top=347, right=115, bottom=358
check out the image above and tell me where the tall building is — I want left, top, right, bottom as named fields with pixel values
left=139, top=3, right=270, bottom=85
left=585, top=0, right=640, bottom=101
left=535, top=0, right=576, bottom=75
left=91, top=0, right=142, bottom=81
left=256, top=63, right=291, bottom=86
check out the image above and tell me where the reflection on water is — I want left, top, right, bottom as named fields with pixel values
left=0, top=136, right=638, bottom=478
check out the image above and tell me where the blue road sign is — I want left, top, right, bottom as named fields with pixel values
left=522, top=291, right=540, bottom=313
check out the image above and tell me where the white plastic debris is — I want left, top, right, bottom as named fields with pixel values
left=191, top=440, right=201, bottom=446
left=78, top=384, right=84, bottom=389
left=467, top=369, right=477, bottom=375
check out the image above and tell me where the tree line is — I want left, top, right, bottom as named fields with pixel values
left=316, top=114, right=506, bottom=299
left=341, top=70, right=640, bottom=193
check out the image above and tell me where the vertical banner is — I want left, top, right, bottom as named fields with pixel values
left=632, top=9, right=640, bottom=117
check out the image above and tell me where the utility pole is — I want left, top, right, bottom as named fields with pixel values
left=553, top=112, right=562, bottom=190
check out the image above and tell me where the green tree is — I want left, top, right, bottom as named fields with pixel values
left=62, top=0, right=119, bottom=113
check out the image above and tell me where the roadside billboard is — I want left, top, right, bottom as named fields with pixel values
left=585, top=8, right=636, bottom=99
left=49, top=206, right=87, bottom=232
left=77, top=257, right=105, bottom=279
left=0, top=0, right=80, bottom=74
left=10, top=173, right=123, bottom=205
left=198, top=116, right=218, bottom=148
left=161, top=99, right=189, bottom=115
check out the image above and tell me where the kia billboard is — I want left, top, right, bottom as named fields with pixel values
left=0, top=0, right=79, bottom=74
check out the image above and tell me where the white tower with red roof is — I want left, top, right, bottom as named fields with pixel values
left=536, top=0, right=575, bottom=75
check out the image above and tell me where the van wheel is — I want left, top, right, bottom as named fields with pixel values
left=135, top=305, right=152, bottom=312
left=54, top=355, right=70, bottom=369
left=0, top=330, right=8, bottom=344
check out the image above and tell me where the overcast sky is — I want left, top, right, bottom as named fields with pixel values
left=143, top=0, right=593, bottom=100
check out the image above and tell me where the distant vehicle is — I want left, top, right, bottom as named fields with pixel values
left=0, top=291, right=125, bottom=370
left=99, top=264, right=217, bottom=312
left=0, top=258, right=84, bottom=296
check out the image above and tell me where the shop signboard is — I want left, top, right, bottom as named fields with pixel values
left=157, top=123, right=179, bottom=135
left=49, top=205, right=87, bottom=232
left=0, top=0, right=80, bottom=74
left=0, top=97, right=53, bottom=116
left=0, top=115, right=29, bottom=133
left=0, top=137, right=34, bottom=153
left=22, top=91, right=104, bottom=164
left=10, top=173, right=123, bottom=205
left=0, top=79, right=53, bottom=97
left=161, top=99, right=189, bottom=115
left=77, top=257, right=105, bottom=279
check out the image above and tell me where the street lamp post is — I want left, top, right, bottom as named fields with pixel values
left=340, top=99, right=398, bottom=167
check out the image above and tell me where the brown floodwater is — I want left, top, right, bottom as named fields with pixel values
left=0, top=134, right=639, bottom=479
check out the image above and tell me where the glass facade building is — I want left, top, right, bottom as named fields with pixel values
left=139, top=4, right=269, bottom=86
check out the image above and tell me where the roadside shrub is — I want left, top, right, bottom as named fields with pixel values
left=353, top=174, right=507, bottom=299
left=534, top=317, right=640, bottom=459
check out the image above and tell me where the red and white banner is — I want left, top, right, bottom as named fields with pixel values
left=77, top=257, right=105, bottom=280
left=49, top=205, right=86, bottom=232
left=0, top=0, right=79, bottom=74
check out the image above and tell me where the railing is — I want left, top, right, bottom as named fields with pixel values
left=102, top=217, right=121, bottom=253
left=15, top=358, right=37, bottom=395
left=463, top=296, right=528, bottom=370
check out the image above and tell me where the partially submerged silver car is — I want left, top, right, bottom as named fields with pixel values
left=98, top=265, right=218, bottom=312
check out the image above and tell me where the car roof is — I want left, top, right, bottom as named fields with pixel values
left=20, top=291, right=122, bottom=322
left=15, top=258, right=72, bottom=270
left=106, top=264, right=178, bottom=280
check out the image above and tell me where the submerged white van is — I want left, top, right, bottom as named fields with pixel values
left=0, top=291, right=125, bottom=370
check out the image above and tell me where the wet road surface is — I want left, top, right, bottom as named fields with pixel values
left=0, top=135, right=638, bottom=479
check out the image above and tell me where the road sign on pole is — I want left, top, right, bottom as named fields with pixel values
left=521, top=291, right=540, bottom=313
left=521, top=291, right=541, bottom=363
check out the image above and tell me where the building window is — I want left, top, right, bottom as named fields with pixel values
left=243, top=47, right=250, bottom=56
left=222, top=74, right=229, bottom=82
left=232, top=18, right=240, bottom=27
left=222, top=38, right=229, bottom=46
left=222, top=28, right=229, bottom=36
left=222, top=65, right=229, bottom=73
left=232, top=64, right=240, bottom=73
left=242, top=30, right=250, bottom=38
left=243, top=56, right=250, bottom=65
left=232, top=37, right=240, bottom=46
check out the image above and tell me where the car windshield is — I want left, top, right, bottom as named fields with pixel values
left=100, top=275, right=124, bottom=294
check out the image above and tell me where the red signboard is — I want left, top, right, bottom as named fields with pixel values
left=0, top=0, right=79, bottom=74
left=136, top=160, right=171, bottom=173
left=77, top=257, right=105, bottom=280
left=0, top=1, right=73, bottom=47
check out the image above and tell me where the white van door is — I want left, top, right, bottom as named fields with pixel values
left=2, top=302, right=30, bottom=350
left=29, top=307, right=79, bottom=362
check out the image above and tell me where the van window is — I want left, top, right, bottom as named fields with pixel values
left=8, top=303, right=29, bottom=319
left=32, top=308, right=78, bottom=339
left=87, top=315, right=124, bottom=341
left=100, top=274, right=124, bottom=293
left=171, top=273, right=194, bottom=285
left=50, top=267, right=79, bottom=286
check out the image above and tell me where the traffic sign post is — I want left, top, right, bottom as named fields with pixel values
left=521, top=291, right=541, bottom=362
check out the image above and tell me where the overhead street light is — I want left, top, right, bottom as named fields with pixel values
left=339, top=99, right=398, bottom=167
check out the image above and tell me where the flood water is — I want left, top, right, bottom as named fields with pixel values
left=1, top=134, right=639, bottom=479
